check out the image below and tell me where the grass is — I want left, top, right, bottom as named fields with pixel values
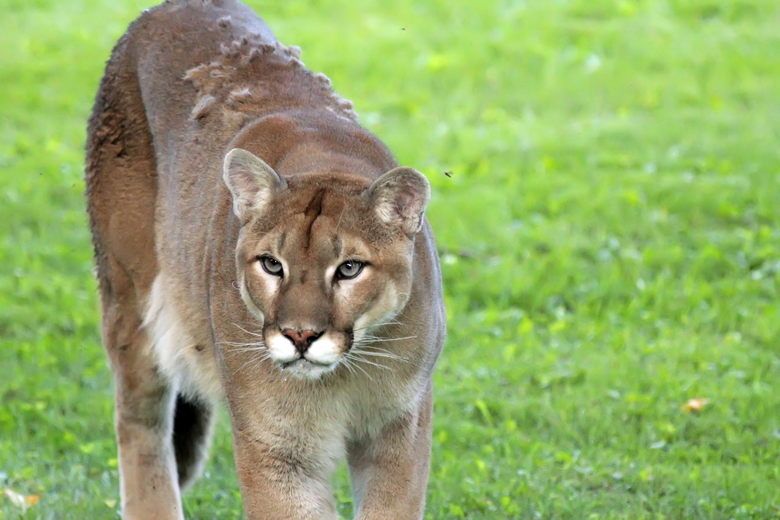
left=1, top=0, right=779, bottom=517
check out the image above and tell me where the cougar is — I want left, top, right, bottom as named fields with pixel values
left=85, top=1, right=445, bottom=518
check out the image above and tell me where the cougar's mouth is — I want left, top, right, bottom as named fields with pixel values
left=280, top=357, right=334, bottom=369
left=278, top=356, right=339, bottom=380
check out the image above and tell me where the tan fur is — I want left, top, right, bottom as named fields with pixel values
left=86, top=1, right=445, bottom=518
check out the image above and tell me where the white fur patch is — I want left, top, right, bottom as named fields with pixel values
left=265, top=330, right=341, bottom=380
left=284, top=360, right=336, bottom=380
left=266, top=330, right=299, bottom=363
left=238, top=272, right=265, bottom=322
left=305, top=335, right=341, bottom=365
left=143, top=274, right=222, bottom=400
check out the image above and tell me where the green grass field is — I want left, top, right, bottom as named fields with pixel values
left=1, top=0, right=779, bottom=517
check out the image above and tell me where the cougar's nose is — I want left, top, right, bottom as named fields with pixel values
left=281, top=328, right=324, bottom=354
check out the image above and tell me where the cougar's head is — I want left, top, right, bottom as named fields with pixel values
left=223, top=148, right=430, bottom=380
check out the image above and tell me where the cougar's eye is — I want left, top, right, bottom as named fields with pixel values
left=258, top=255, right=284, bottom=277
left=335, top=260, right=365, bottom=281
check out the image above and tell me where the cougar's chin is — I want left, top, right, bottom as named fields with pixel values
left=280, top=358, right=339, bottom=380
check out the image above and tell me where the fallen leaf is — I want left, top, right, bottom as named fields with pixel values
left=4, top=488, right=40, bottom=510
left=682, top=397, right=710, bottom=413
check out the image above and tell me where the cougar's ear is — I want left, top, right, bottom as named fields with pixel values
left=368, top=167, right=431, bottom=235
left=223, top=148, right=286, bottom=221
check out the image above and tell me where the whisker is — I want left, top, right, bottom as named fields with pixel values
left=340, top=357, right=357, bottom=377
left=232, top=356, right=260, bottom=377
left=352, top=320, right=403, bottom=332
left=358, top=335, right=418, bottom=344
left=225, top=346, right=268, bottom=355
left=218, top=340, right=265, bottom=347
left=353, top=350, right=406, bottom=361
left=360, top=345, right=401, bottom=355
left=231, top=322, right=264, bottom=338
left=357, top=346, right=424, bottom=368
left=345, top=353, right=374, bottom=381
left=229, top=347, right=272, bottom=375
left=350, top=355, right=391, bottom=371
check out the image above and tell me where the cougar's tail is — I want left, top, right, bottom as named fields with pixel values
left=172, top=394, right=214, bottom=488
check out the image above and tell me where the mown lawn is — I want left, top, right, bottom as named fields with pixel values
left=1, top=0, right=779, bottom=518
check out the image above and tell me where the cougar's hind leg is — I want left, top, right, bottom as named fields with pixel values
left=172, top=394, right=214, bottom=489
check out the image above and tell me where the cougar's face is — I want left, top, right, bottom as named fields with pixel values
left=237, top=188, right=413, bottom=380
left=224, top=149, right=430, bottom=380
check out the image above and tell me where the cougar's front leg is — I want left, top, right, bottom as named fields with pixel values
left=347, top=387, right=433, bottom=520
left=231, top=428, right=339, bottom=520
left=102, top=291, right=182, bottom=520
